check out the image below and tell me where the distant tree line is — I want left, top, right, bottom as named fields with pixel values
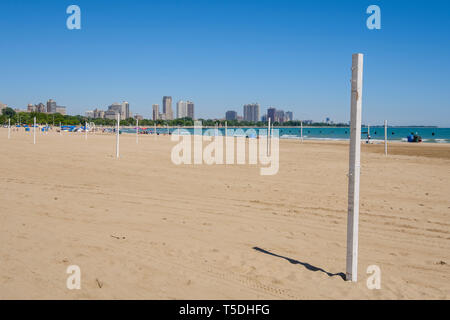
left=1, top=109, right=348, bottom=127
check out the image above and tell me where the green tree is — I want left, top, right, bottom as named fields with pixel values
left=2, top=107, right=16, bottom=118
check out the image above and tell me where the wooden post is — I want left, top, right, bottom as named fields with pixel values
left=33, top=117, right=36, bottom=144
left=346, top=53, right=364, bottom=282
left=384, top=120, right=388, bottom=156
left=60, top=122, right=62, bottom=136
left=116, top=113, right=120, bottom=158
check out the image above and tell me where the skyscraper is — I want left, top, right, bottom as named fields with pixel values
left=122, top=101, right=130, bottom=119
left=162, top=96, right=173, bottom=120
left=152, top=104, right=159, bottom=121
left=275, top=110, right=285, bottom=123
left=108, top=103, right=122, bottom=114
left=285, top=111, right=293, bottom=121
left=187, top=101, right=194, bottom=119
left=46, top=99, right=57, bottom=113
left=243, top=103, right=260, bottom=122
left=267, top=107, right=276, bottom=123
left=261, top=114, right=267, bottom=122
left=176, top=100, right=188, bottom=119
left=225, top=110, right=238, bottom=121
left=36, top=103, right=46, bottom=113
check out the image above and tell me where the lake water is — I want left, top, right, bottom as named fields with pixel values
left=120, top=127, right=450, bottom=143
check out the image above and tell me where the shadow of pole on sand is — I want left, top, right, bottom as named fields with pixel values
left=253, top=247, right=345, bottom=280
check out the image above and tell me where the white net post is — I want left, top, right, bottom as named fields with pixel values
left=300, top=121, right=303, bottom=142
left=116, top=113, right=120, bottom=158
left=136, top=118, right=139, bottom=144
left=346, top=53, right=364, bottom=282
left=384, top=120, right=388, bottom=156
left=267, top=117, right=271, bottom=156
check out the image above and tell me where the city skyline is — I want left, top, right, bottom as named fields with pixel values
left=3, top=95, right=445, bottom=126
left=1, top=1, right=449, bottom=126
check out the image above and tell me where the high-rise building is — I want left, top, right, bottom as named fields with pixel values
left=55, top=106, right=67, bottom=115
left=85, top=110, right=95, bottom=118
left=121, top=101, right=130, bottom=119
left=275, top=110, right=285, bottom=123
left=225, top=110, right=238, bottom=121
left=176, top=100, right=188, bottom=119
left=162, top=96, right=173, bottom=120
left=152, top=104, right=159, bottom=121
left=47, top=99, right=57, bottom=113
left=27, top=104, right=35, bottom=112
left=104, top=103, right=122, bottom=119
left=261, top=114, right=267, bottom=122
left=91, top=108, right=104, bottom=119
left=267, top=107, right=276, bottom=123
left=285, top=111, right=293, bottom=121
left=187, top=101, right=194, bottom=119
left=104, top=110, right=117, bottom=119
left=36, top=103, right=46, bottom=113
left=108, top=103, right=122, bottom=113
left=243, top=103, right=260, bottom=122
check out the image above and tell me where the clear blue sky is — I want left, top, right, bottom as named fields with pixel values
left=1, top=0, right=449, bottom=126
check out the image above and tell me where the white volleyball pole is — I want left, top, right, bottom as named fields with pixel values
left=300, top=121, right=303, bottom=142
left=60, top=122, right=62, bottom=136
left=33, top=117, right=36, bottom=144
left=136, top=118, right=139, bottom=144
left=367, top=124, right=370, bottom=143
left=154, top=123, right=157, bottom=140
left=8, top=118, right=11, bottom=139
left=116, top=113, right=120, bottom=158
left=346, top=53, right=363, bottom=282
left=225, top=121, right=228, bottom=143
left=267, top=117, right=271, bottom=156
left=384, top=120, right=388, bottom=156
left=85, top=121, right=88, bottom=140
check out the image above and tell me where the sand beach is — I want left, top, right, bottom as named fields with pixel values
left=0, top=129, right=449, bottom=299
